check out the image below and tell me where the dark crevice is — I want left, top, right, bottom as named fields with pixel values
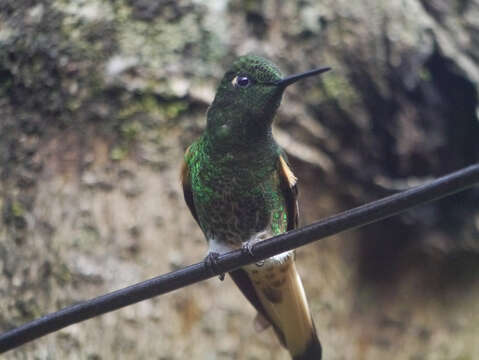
left=356, top=45, right=479, bottom=289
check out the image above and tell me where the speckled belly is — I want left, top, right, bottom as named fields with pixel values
left=196, top=182, right=270, bottom=246
left=193, top=171, right=287, bottom=247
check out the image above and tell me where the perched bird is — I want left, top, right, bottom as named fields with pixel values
left=181, top=54, right=330, bottom=359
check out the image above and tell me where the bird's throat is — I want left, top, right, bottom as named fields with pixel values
left=203, top=128, right=278, bottom=169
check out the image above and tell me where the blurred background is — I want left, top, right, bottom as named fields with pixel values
left=1, top=0, right=479, bottom=359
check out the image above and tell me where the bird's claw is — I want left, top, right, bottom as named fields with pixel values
left=241, top=241, right=265, bottom=267
left=241, top=241, right=255, bottom=257
left=204, top=252, right=225, bottom=281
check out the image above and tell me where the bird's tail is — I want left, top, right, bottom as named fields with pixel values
left=292, top=331, right=322, bottom=360
left=247, top=257, right=321, bottom=359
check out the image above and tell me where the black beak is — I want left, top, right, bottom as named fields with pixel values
left=274, top=66, right=331, bottom=88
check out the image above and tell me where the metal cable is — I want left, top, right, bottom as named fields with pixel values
left=1, top=163, right=478, bottom=353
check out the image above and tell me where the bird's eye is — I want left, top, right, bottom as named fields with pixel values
left=232, top=75, right=251, bottom=88
left=237, top=76, right=250, bottom=87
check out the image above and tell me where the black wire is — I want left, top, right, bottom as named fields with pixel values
left=1, top=163, right=478, bottom=353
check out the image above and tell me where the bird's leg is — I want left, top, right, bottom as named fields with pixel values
left=204, top=252, right=225, bottom=281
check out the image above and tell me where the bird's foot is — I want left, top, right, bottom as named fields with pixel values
left=241, top=241, right=255, bottom=257
left=241, top=240, right=265, bottom=267
left=204, top=252, right=225, bottom=281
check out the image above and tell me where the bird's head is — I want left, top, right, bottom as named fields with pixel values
left=206, top=54, right=330, bottom=147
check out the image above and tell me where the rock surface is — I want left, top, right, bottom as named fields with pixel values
left=1, top=0, right=479, bottom=359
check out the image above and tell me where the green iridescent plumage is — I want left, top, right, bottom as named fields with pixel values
left=185, top=134, right=288, bottom=245
left=183, top=55, right=298, bottom=246
left=182, top=54, right=329, bottom=359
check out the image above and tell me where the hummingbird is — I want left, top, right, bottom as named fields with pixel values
left=181, top=54, right=330, bottom=359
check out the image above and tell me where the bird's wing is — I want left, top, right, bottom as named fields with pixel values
left=181, top=145, right=200, bottom=225
left=278, top=153, right=299, bottom=231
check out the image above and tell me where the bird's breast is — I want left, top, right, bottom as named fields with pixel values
left=193, top=161, right=282, bottom=246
